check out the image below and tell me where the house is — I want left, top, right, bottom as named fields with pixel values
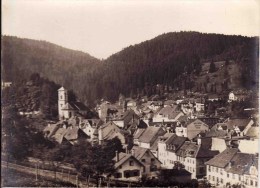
left=163, top=100, right=175, bottom=107
left=147, top=101, right=163, bottom=111
left=79, top=119, right=103, bottom=142
left=207, top=94, right=220, bottom=101
left=131, top=146, right=161, bottom=178
left=176, top=137, right=219, bottom=179
left=180, top=99, right=194, bottom=115
left=153, top=106, right=183, bottom=123
left=205, top=148, right=258, bottom=187
left=175, top=119, right=209, bottom=140
left=110, top=151, right=144, bottom=182
left=58, top=87, right=89, bottom=120
left=98, top=121, right=131, bottom=149
left=228, top=90, right=251, bottom=102
left=195, top=98, right=205, bottom=112
left=1, top=81, right=12, bottom=89
left=112, top=110, right=140, bottom=129
left=223, top=118, right=254, bottom=136
left=43, top=120, right=89, bottom=145
left=158, top=133, right=187, bottom=168
left=126, top=99, right=137, bottom=110
left=138, top=127, right=166, bottom=149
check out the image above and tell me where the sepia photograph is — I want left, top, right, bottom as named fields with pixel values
left=1, top=0, right=259, bottom=187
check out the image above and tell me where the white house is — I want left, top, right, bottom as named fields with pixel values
left=205, top=148, right=258, bottom=187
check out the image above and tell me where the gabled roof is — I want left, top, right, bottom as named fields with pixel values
left=52, top=127, right=67, bottom=144
left=113, top=153, right=144, bottom=169
left=132, top=146, right=162, bottom=164
left=133, top=128, right=146, bottom=139
left=224, top=118, right=252, bottom=131
left=138, top=127, right=166, bottom=143
left=226, top=153, right=256, bottom=175
left=64, top=126, right=79, bottom=141
left=165, top=134, right=187, bottom=152
left=205, top=148, right=239, bottom=168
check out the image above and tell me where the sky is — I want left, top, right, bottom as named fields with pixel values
left=2, top=0, right=260, bottom=59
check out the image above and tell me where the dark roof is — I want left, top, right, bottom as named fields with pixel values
left=205, top=148, right=239, bottom=168
left=64, top=126, right=79, bottom=141
left=138, top=127, right=166, bottom=143
left=165, top=134, right=187, bottom=152
left=226, top=153, right=256, bottom=175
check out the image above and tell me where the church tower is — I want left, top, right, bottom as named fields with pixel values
left=58, top=87, right=68, bottom=120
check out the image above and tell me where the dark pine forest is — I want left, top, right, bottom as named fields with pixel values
left=2, top=31, right=259, bottom=105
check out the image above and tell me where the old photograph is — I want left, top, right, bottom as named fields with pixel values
left=1, top=0, right=259, bottom=187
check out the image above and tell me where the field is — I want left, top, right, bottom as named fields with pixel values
left=1, top=167, right=76, bottom=187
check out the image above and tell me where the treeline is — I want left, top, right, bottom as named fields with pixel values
left=2, top=32, right=259, bottom=105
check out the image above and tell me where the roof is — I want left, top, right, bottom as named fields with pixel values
left=113, top=153, right=144, bottom=169
left=138, top=127, right=166, bottom=143
left=224, top=118, right=252, bottom=131
left=226, top=153, right=256, bottom=175
left=245, top=126, right=259, bottom=138
left=62, top=103, right=76, bottom=111
left=165, top=134, right=187, bottom=152
left=205, top=148, right=239, bottom=168
left=52, top=127, right=67, bottom=144
left=164, top=100, right=175, bottom=106
left=58, top=86, right=66, bottom=91
left=131, top=146, right=148, bottom=160
left=133, top=128, right=146, bottom=139
left=176, top=142, right=199, bottom=158
left=62, top=102, right=89, bottom=111
left=64, top=126, right=79, bottom=141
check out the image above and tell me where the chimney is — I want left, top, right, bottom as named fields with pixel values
left=131, top=149, right=135, bottom=156
left=197, top=134, right=202, bottom=145
left=116, top=151, right=119, bottom=162
left=98, top=128, right=103, bottom=145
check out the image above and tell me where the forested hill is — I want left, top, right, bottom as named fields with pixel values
left=2, top=32, right=259, bottom=105
left=99, top=31, right=258, bottom=100
left=2, top=36, right=101, bottom=101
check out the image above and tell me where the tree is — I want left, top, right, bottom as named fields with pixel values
left=209, top=61, right=217, bottom=73
left=2, top=106, right=32, bottom=161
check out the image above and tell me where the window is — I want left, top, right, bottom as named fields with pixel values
left=238, top=176, right=241, bottom=181
left=150, top=165, right=157, bottom=172
left=216, top=167, right=218, bottom=173
left=141, top=159, right=146, bottom=163
left=221, top=179, right=223, bottom=183
left=227, top=173, right=229, bottom=178
left=250, top=180, right=253, bottom=186
left=60, top=104, right=63, bottom=107
left=209, top=175, right=211, bottom=180
left=151, top=158, right=155, bottom=162
left=232, top=174, right=235, bottom=179
left=208, top=166, right=211, bottom=172
left=255, top=181, right=258, bottom=187
left=119, top=165, right=122, bottom=169
left=245, top=179, right=248, bottom=185
left=212, top=176, right=215, bottom=181
left=129, top=160, right=134, bottom=166
left=60, top=95, right=63, bottom=99
left=114, top=173, right=122, bottom=178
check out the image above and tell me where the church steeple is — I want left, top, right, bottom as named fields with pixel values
left=58, top=86, right=68, bottom=120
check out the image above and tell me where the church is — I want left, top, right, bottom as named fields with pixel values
left=58, top=87, right=89, bottom=120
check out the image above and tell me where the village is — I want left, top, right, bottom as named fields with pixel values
left=41, top=86, right=259, bottom=187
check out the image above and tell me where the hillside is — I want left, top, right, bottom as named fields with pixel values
left=99, top=32, right=258, bottom=100
left=2, top=36, right=101, bottom=103
left=2, top=32, right=259, bottom=104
